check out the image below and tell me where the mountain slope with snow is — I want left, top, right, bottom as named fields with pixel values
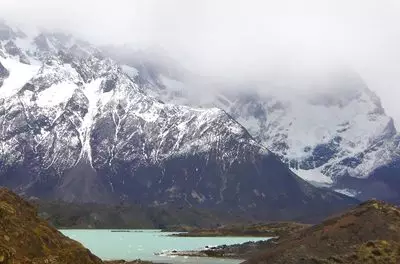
left=218, top=78, right=400, bottom=202
left=106, top=47, right=400, bottom=202
left=0, top=21, right=356, bottom=220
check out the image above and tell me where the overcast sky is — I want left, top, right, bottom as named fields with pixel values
left=1, top=0, right=400, bottom=125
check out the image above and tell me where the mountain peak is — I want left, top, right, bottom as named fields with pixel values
left=0, top=21, right=357, bottom=219
left=111, top=48, right=400, bottom=202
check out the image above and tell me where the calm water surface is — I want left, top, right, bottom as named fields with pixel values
left=60, top=229, right=271, bottom=264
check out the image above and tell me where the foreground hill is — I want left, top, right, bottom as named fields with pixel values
left=0, top=187, right=103, bottom=264
left=0, top=187, right=153, bottom=264
left=243, top=200, right=400, bottom=264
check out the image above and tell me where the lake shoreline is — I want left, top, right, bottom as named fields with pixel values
left=155, top=240, right=276, bottom=260
left=104, top=260, right=154, bottom=264
left=156, top=222, right=310, bottom=260
left=60, top=229, right=267, bottom=264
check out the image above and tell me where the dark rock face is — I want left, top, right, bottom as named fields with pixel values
left=0, top=61, right=9, bottom=87
left=91, top=152, right=356, bottom=221
left=295, top=137, right=343, bottom=170
left=101, top=74, right=118, bottom=93
left=334, top=159, right=400, bottom=204
left=0, top=61, right=8, bottom=76
left=34, top=34, right=52, bottom=52
left=4, top=41, right=20, bottom=56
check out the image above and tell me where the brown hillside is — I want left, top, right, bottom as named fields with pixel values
left=0, top=187, right=103, bottom=264
left=243, top=200, right=400, bottom=264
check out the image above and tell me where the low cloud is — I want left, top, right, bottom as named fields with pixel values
left=1, top=0, right=400, bottom=124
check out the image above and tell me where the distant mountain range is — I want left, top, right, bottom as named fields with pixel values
left=0, top=20, right=356, bottom=221
left=103, top=45, right=400, bottom=203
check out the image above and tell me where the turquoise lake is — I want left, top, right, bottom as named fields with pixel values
left=60, top=229, right=271, bottom=264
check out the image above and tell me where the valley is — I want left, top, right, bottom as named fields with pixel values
left=2, top=187, right=400, bottom=264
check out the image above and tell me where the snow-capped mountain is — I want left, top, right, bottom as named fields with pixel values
left=105, top=46, right=400, bottom=203
left=0, top=21, right=356, bottom=220
left=217, top=75, right=400, bottom=202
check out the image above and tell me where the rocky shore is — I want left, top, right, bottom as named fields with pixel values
left=155, top=240, right=275, bottom=259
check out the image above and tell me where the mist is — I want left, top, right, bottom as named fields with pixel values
left=1, top=0, right=400, bottom=124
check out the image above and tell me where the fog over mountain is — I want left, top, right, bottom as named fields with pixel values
left=1, top=0, right=400, bottom=126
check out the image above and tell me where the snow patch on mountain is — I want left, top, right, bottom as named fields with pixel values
left=0, top=57, right=40, bottom=97
left=78, top=78, right=104, bottom=166
left=36, top=82, right=77, bottom=107
left=292, top=168, right=333, bottom=187
left=334, top=188, right=360, bottom=197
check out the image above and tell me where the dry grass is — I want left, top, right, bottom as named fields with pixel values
left=0, top=188, right=103, bottom=264
left=244, top=200, right=400, bottom=264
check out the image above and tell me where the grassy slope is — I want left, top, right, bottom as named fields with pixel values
left=0, top=188, right=103, bottom=264
left=244, top=200, right=400, bottom=264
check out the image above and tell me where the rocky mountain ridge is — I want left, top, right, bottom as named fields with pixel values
left=106, top=46, right=400, bottom=202
left=0, top=20, right=356, bottom=220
